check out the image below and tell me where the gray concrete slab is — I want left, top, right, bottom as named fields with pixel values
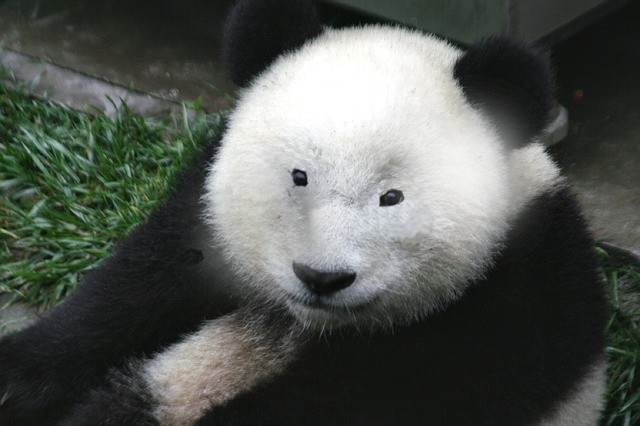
left=0, top=47, right=185, bottom=117
left=550, top=0, right=640, bottom=256
left=0, top=295, right=41, bottom=336
left=0, top=0, right=236, bottom=112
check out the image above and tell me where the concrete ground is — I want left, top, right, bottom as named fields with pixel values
left=550, top=0, right=640, bottom=256
left=0, top=294, right=42, bottom=335
left=0, top=0, right=236, bottom=113
left=0, top=0, right=639, bottom=329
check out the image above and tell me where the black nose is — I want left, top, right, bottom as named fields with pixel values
left=293, top=262, right=356, bottom=295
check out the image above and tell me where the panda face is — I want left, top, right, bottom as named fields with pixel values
left=206, top=26, right=557, bottom=330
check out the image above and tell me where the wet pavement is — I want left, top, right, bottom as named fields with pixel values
left=0, top=0, right=638, bottom=263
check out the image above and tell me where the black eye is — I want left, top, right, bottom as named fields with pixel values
left=379, top=189, right=404, bottom=207
left=291, top=169, right=308, bottom=186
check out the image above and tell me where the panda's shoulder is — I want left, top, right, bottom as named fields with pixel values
left=500, top=183, right=597, bottom=268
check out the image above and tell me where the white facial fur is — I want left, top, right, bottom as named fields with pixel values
left=205, top=26, right=560, bottom=331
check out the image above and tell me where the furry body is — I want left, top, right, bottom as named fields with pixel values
left=0, top=141, right=607, bottom=425
left=0, top=1, right=606, bottom=424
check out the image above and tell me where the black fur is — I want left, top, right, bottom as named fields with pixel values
left=60, top=362, right=159, bottom=426
left=454, top=37, right=556, bottom=145
left=0, top=134, right=239, bottom=425
left=0, top=133, right=606, bottom=424
left=0, top=4, right=604, bottom=423
left=223, top=0, right=323, bottom=86
left=197, top=186, right=606, bottom=425
left=59, top=302, right=303, bottom=426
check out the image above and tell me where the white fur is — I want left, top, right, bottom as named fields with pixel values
left=509, top=142, right=562, bottom=209
left=144, top=311, right=300, bottom=425
left=539, top=359, right=607, bottom=426
left=205, top=26, right=560, bottom=331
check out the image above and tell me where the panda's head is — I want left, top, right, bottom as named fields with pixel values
left=206, top=0, right=560, bottom=331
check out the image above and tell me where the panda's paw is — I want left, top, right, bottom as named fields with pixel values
left=59, top=362, right=160, bottom=426
left=0, top=340, right=72, bottom=424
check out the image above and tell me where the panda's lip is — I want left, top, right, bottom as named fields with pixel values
left=286, top=293, right=378, bottom=313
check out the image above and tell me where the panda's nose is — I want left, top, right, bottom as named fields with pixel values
left=292, top=262, right=356, bottom=295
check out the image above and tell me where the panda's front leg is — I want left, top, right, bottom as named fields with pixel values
left=0, top=238, right=222, bottom=425
left=61, top=303, right=305, bottom=426
left=0, top=142, right=235, bottom=424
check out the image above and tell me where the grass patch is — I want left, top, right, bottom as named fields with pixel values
left=0, top=68, right=223, bottom=307
left=0, top=71, right=639, bottom=424
left=600, top=246, right=640, bottom=426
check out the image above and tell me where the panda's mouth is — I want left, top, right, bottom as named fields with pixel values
left=286, top=293, right=378, bottom=313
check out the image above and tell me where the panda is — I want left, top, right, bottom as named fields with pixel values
left=0, top=0, right=607, bottom=424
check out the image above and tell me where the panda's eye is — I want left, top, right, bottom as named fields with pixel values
left=380, top=189, right=404, bottom=207
left=291, top=169, right=308, bottom=186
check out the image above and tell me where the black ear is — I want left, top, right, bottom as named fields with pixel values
left=454, top=37, right=555, bottom=146
left=223, top=0, right=323, bottom=86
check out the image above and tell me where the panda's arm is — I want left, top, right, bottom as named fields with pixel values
left=0, top=136, right=237, bottom=424
left=59, top=304, right=304, bottom=425
left=193, top=186, right=606, bottom=426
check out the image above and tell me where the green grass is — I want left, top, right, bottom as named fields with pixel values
left=0, top=68, right=223, bottom=307
left=0, top=70, right=639, bottom=424
left=600, top=246, right=640, bottom=426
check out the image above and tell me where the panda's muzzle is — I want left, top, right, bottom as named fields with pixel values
left=292, top=262, right=356, bottom=296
